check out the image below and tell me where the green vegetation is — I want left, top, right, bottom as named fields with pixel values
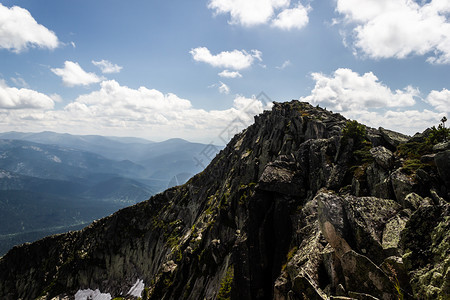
left=218, top=191, right=231, bottom=210
left=386, top=263, right=404, bottom=300
left=396, top=121, right=449, bottom=174
left=342, top=120, right=374, bottom=178
left=426, top=123, right=449, bottom=145
left=217, top=265, right=234, bottom=300
left=342, top=120, right=367, bottom=147
left=238, top=182, right=256, bottom=205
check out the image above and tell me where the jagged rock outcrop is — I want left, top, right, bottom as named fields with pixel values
left=0, top=101, right=449, bottom=300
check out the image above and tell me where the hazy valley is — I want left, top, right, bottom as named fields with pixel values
left=0, top=132, right=221, bottom=255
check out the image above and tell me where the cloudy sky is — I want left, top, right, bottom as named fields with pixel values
left=0, top=0, right=449, bottom=143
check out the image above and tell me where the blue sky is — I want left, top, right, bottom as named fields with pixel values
left=0, top=0, right=449, bottom=143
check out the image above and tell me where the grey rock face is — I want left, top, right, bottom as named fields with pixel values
left=433, top=141, right=450, bottom=152
left=379, top=127, right=410, bottom=149
left=434, top=150, right=450, bottom=188
left=370, top=146, right=394, bottom=170
left=0, top=101, right=448, bottom=300
left=390, top=170, right=415, bottom=204
left=259, top=155, right=302, bottom=196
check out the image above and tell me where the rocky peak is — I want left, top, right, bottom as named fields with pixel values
left=0, top=100, right=449, bottom=300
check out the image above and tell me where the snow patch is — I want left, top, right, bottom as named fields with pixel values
left=74, top=289, right=111, bottom=300
left=127, top=279, right=145, bottom=297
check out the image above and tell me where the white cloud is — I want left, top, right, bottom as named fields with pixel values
left=426, top=88, right=450, bottom=113
left=271, top=3, right=310, bottom=30
left=0, top=80, right=273, bottom=143
left=354, top=109, right=443, bottom=136
left=190, top=47, right=262, bottom=70
left=301, top=68, right=417, bottom=112
left=92, top=60, right=123, bottom=74
left=276, top=60, right=292, bottom=69
left=0, top=3, right=59, bottom=53
left=218, top=70, right=243, bottom=78
left=335, top=0, right=450, bottom=63
left=218, top=82, right=230, bottom=94
left=49, top=93, right=63, bottom=103
left=0, top=80, right=54, bottom=109
left=208, top=0, right=310, bottom=30
left=61, top=81, right=272, bottom=141
left=298, top=68, right=449, bottom=135
left=51, top=61, right=103, bottom=87
left=298, top=67, right=450, bottom=135
left=208, top=0, right=290, bottom=26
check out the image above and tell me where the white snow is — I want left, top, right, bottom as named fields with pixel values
left=127, top=279, right=145, bottom=297
left=74, top=289, right=111, bottom=300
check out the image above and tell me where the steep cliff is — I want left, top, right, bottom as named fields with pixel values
left=0, top=101, right=449, bottom=300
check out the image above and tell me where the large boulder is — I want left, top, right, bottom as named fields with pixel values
left=341, top=250, right=395, bottom=300
left=343, top=196, right=402, bottom=265
left=432, top=142, right=450, bottom=152
left=366, top=164, right=393, bottom=199
left=370, top=146, right=394, bottom=170
left=316, top=191, right=352, bottom=258
left=390, top=170, right=415, bottom=205
left=259, top=155, right=303, bottom=196
left=434, top=150, right=450, bottom=188
left=401, top=204, right=450, bottom=299
left=379, top=127, right=409, bottom=149
left=382, top=214, right=409, bottom=252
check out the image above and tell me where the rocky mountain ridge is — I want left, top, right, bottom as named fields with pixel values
left=0, top=100, right=449, bottom=299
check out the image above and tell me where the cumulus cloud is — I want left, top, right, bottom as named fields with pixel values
left=426, top=88, right=450, bottom=113
left=299, top=68, right=448, bottom=135
left=208, top=0, right=310, bottom=30
left=218, top=70, right=243, bottom=78
left=0, top=80, right=273, bottom=143
left=0, top=3, right=59, bottom=53
left=190, top=47, right=262, bottom=70
left=271, top=3, right=310, bottom=30
left=302, top=68, right=417, bottom=111
left=92, top=59, right=123, bottom=74
left=0, top=80, right=54, bottom=109
left=335, top=0, right=450, bottom=63
left=61, top=81, right=272, bottom=141
left=51, top=61, right=103, bottom=87
left=218, top=82, right=230, bottom=94
left=356, top=109, right=443, bottom=136
left=208, top=0, right=289, bottom=26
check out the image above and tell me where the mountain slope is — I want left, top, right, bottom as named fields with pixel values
left=0, top=132, right=222, bottom=190
left=0, top=139, right=146, bottom=182
left=0, top=101, right=448, bottom=299
left=0, top=131, right=154, bottom=162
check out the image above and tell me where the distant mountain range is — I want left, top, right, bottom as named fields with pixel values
left=0, top=131, right=222, bottom=255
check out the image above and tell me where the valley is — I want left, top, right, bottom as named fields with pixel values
left=0, top=132, right=221, bottom=256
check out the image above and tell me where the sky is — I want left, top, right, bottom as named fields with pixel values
left=0, top=0, right=449, bottom=144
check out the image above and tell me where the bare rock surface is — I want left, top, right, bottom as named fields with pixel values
left=0, top=101, right=448, bottom=300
